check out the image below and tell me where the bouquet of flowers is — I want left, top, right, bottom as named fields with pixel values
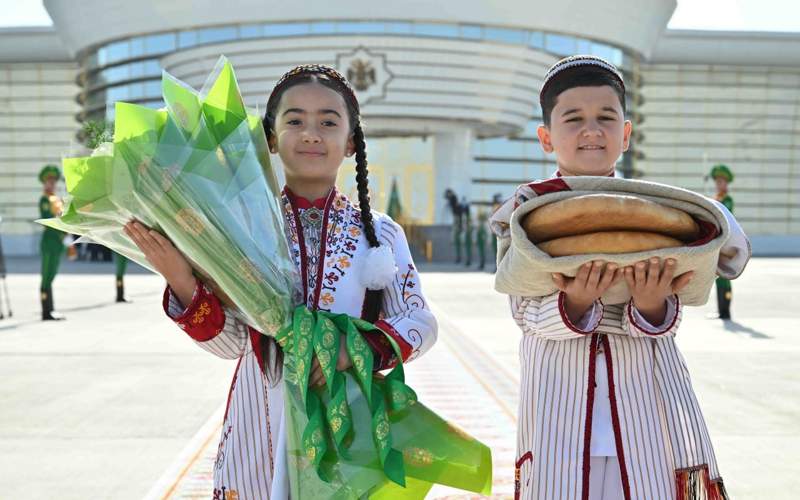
left=38, top=57, right=491, bottom=498
left=38, top=57, right=297, bottom=334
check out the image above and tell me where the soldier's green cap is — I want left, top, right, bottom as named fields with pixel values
left=39, top=164, right=61, bottom=183
left=710, top=164, right=733, bottom=183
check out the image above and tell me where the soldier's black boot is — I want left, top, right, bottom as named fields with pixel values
left=720, top=290, right=731, bottom=320
left=116, top=279, right=129, bottom=303
left=716, top=286, right=731, bottom=320
left=42, top=289, right=65, bottom=321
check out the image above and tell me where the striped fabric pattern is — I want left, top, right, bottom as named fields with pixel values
left=513, top=292, right=725, bottom=500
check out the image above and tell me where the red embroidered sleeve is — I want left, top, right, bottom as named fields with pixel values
left=161, top=280, right=226, bottom=342
left=371, top=319, right=414, bottom=370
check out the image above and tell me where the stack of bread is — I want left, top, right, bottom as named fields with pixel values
left=491, top=177, right=751, bottom=305
left=522, top=194, right=700, bottom=257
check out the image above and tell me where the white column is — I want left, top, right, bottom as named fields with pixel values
left=433, top=127, right=474, bottom=224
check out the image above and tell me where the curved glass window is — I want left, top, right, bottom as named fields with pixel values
left=460, top=25, right=482, bottom=39
left=266, top=22, right=309, bottom=37
left=90, top=59, right=161, bottom=89
left=198, top=27, right=237, bottom=44
left=485, top=27, right=526, bottom=44
left=414, top=23, right=460, bottom=38
left=545, top=33, right=576, bottom=56
left=145, top=33, right=176, bottom=53
left=81, top=18, right=637, bottom=158
left=86, top=20, right=633, bottom=71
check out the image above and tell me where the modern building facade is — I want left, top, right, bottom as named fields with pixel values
left=1, top=0, right=798, bottom=256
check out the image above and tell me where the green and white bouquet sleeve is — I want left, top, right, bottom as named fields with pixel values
left=38, top=57, right=297, bottom=335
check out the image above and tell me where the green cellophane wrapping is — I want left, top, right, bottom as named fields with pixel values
left=37, top=56, right=297, bottom=336
left=278, top=306, right=492, bottom=499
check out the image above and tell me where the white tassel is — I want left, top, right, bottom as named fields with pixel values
left=360, top=245, right=397, bottom=290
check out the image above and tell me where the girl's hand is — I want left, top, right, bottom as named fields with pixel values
left=552, top=261, right=622, bottom=324
left=309, top=335, right=353, bottom=387
left=624, top=257, right=694, bottom=325
left=123, top=220, right=195, bottom=306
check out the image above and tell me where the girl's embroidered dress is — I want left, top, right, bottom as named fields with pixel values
left=165, top=188, right=437, bottom=499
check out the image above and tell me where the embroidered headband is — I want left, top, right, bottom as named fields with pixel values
left=539, top=55, right=625, bottom=111
left=268, top=64, right=360, bottom=116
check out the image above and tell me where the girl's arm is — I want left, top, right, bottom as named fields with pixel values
left=163, top=279, right=251, bottom=359
left=124, top=221, right=250, bottom=359
left=367, top=217, right=438, bottom=369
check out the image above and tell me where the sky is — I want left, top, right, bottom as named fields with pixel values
left=0, top=0, right=799, bottom=32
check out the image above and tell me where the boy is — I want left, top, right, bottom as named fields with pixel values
left=492, top=56, right=728, bottom=500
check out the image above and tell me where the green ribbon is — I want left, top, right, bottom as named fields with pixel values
left=275, top=305, right=418, bottom=487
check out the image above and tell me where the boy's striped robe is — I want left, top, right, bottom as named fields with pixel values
left=493, top=180, right=733, bottom=500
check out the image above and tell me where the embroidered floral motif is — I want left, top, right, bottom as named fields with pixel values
left=283, top=190, right=368, bottom=311
left=191, top=301, right=211, bottom=325
left=320, top=292, right=335, bottom=306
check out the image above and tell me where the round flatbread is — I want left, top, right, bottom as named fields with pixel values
left=538, top=231, right=684, bottom=257
left=522, top=193, right=700, bottom=243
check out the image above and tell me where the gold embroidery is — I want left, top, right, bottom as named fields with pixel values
left=175, top=208, right=205, bottom=237
left=161, top=169, right=174, bottom=192
left=191, top=301, right=211, bottom=325
left=376, top=420, right=390, bottom=440
left=238, top=259, right=260, bottom=283
left=137, top=158, right=151, bottom=176
left=317, top=350, right=331, bottom=369
left=330, top=416, right=342, bottom=433
left=320, top=292, right=334, bottom=306
left=172, top=102, right=189, bottom=129
left=403, top=446, right=434, bottom=467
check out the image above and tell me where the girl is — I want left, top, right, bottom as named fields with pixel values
left=124, top=64, right=437, bottom=499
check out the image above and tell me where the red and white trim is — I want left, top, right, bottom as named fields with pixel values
left=558, top=291, right=603, bottom=335
left=626, top=295, right=681, bottom=337
left=162, top=279, right=226, bottom=342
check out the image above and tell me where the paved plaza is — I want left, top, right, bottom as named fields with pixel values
left=0, top=257, right=798, bottom=499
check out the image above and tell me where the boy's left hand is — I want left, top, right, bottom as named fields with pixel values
left=309, top=335, right=353, bottom=387
left=624, top=257, right=694, bottom=325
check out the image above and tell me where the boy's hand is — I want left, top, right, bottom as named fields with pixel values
left=552, top=261, right=621, bottom=325
left=124, top=220, right=195, bottom=306
left=624, top=257, right=694, bottom=325
left=309, top=335, right=353, bottom=387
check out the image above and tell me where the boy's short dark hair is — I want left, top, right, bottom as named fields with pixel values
left=539, top=55, right=626, bottom=127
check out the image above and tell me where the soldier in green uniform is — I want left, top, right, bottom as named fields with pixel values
left=491, top=193, right=503, bottom=272
left=115, top=253, right=129, bottom=302
left=462, top=198, right=473, bottom=267
left=445, top=189, right=463, bottom=263
left=38, top=165, right=66, bottom=320
left=476, top=209, right=488, bottom=270
left=711, top=164, right=734, bottom=320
